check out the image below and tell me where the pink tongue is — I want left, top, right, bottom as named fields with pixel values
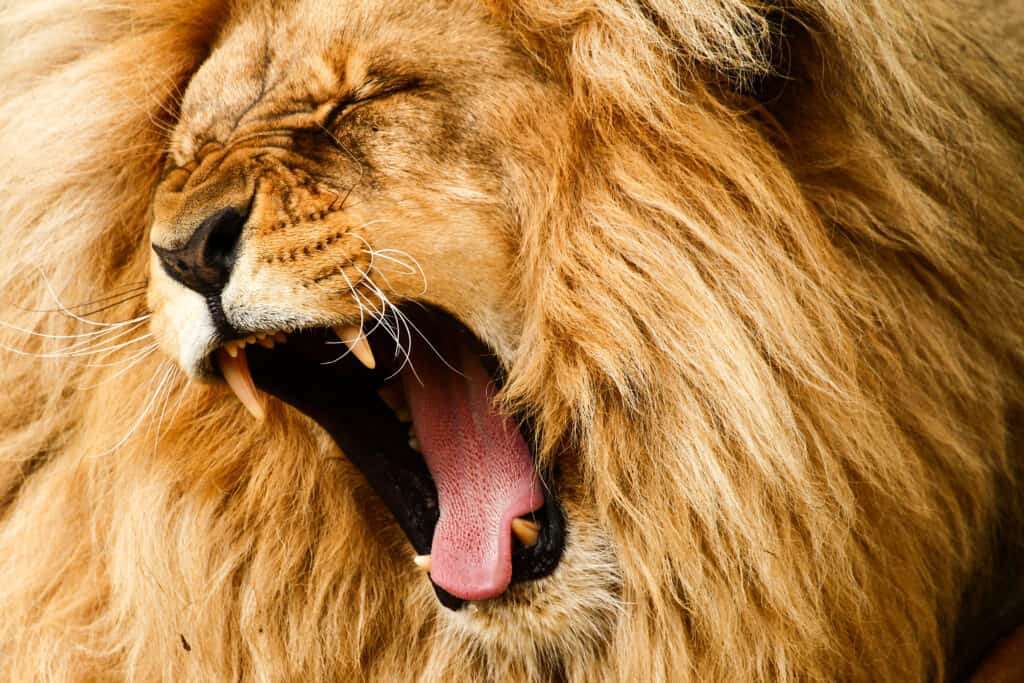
left=401, top=336, right=543, bottom=601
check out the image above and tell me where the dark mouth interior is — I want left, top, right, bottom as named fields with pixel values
left=240, top=305, right=565, bottom=610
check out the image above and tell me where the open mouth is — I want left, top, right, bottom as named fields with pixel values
left=210, top=306, right=565, bottom=610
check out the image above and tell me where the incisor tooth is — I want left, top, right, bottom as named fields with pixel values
left=257, top=337, right=275, bottom=349
left=333, top=325, right=375, bottom=369
left=274, top=332, right=288, bottom=343
left=215, top=347, right=265, bottom=421
left=511, top=518, right=540, bottom=547
left=414, top=555, right=431, bottom=572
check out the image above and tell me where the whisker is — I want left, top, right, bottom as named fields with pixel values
left=149, top=365, right=181, bottom=455
left=63, top=333, right=155, bottom=360
left=75, top=291, right=148, bottom=319
left=15, top=282, right=148, bottom=315
left=80, top=344, right=161, bottom=387
left=88, top=360, right=176, bottom=459
left=362, top=248, right=429, bottom=295
left=32, top=267, right=147, bottom=328
left=0, top=325, right=153, bottom=360
left=321, top=266, right=375, bottom=366
left=359, top=268, right=462, bottom=383
left=48, top=319, right=150, bottom=353
left=0, top=317, right=144, bottom=342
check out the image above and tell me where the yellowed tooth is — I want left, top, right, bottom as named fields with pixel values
left=414, top=555, right=431, bottom=573
left=274, top=332, right=288, bottom=343
left=225, top=342, right=239, bottom=358
left=333, top=325, right=375, bottom=369
left=215, top=347, right=265, bottom=421
left=511, top=518, right=540, bottom=547
left=256, top=332, right=267, bottom=340
left=246, top=335, right=257, bottom=345
left=258, top=337, right=275, bottom=349
left=378, top=385, right=411, bottom=422
left=408, top=430, right=421, bottom=452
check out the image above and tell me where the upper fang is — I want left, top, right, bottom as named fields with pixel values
left=333, top=325, right=376, bottom=369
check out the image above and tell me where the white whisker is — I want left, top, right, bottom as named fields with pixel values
left=50, top=321, right=151, bottom=357
left=80, top=344, right=161, bottom=388
left=0, top=316, right=146, bottom=342
left=88, top=360, right=176, bottom=459
left=63, top=332, right=154, bottom=359
left=0, top=328, right=152, bottom=360
left=149, top=365, right=181, bottom=455
left=32, top=267, right=149, bottom=328
left=362, top=247, right=429, bottom=295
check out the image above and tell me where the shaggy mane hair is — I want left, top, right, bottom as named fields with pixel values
left=0, top=0, right=1022, bottom=680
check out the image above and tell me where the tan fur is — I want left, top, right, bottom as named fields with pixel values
left=0, top=0, right=1022, bottom=680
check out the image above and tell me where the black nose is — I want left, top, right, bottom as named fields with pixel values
left=153, top=207, right=246, bottom=294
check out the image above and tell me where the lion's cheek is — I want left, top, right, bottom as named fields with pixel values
left=366, top=208, right=525, bottom=360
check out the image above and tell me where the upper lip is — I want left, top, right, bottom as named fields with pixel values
left=207, top=306, right=566, bottom=609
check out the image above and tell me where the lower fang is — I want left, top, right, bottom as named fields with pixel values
left=378, top=384, right=411, bottom=422
left=511, top=518, right=540, bottom=546
left=409, top=433, right=421, bottom=452
left=414, top=555, right=431, bottom=572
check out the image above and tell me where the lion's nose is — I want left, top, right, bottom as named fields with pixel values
left=152, top=207, right=246, bottom=294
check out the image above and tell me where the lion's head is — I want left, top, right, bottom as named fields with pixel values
left=147, top=0, right=585, bottom=616
left=1, top=0, right=1023, bottom=680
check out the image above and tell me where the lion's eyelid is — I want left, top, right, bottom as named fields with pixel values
left=323, top=78, right=425, bottom=127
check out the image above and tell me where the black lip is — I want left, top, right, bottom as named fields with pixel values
left=243, top=308, right=566, bottom=609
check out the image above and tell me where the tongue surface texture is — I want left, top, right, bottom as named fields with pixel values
left=402, top=333, right=543, bottom=601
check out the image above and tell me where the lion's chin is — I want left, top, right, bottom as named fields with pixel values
left=208, top=304, right=566, bottom=609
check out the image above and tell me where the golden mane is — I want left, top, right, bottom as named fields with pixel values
left=0, top=0, right=1021, bottom=680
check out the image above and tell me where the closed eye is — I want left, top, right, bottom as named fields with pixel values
left=323, top=77, right=425, bottom=128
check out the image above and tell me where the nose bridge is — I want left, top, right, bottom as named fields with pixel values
left=151, top=148, right=255, bottom=295
left=151, top=148, right=254, bottom=252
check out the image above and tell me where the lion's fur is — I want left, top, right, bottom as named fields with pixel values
left=0, top=0, right=1022, bottom=680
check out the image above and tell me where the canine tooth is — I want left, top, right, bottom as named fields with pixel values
left=378, top=384, right=411, bottom=422
left=215, top=347, right=265, bottom=421
left=225, top=343, right=239, bottom=359
left=333, top=325, right=375, bottom=369
left=408, top=432, right=421, bottom=452
left=414, top=555, right=431, bottom=573
left=511, top=518, right=540, bottom=547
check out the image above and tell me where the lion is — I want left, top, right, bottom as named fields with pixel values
left=0, top=0, right=1021, bottom=680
